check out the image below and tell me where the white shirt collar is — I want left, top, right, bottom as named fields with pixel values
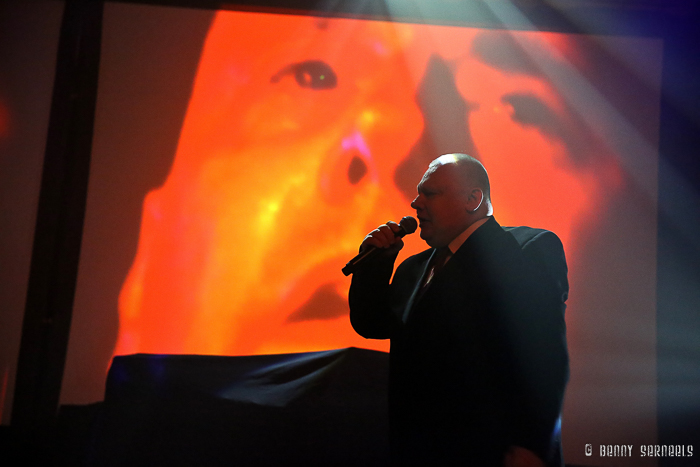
left=447, top=216, right=491, bottom=255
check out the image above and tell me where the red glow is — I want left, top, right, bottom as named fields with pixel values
left=0, top=100, right=9, bottom=140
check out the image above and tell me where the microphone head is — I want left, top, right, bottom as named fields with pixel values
left=399, top=216, right=418, bottom=235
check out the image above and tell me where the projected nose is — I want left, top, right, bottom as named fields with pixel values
left=393, top=54, right=479, bottom=200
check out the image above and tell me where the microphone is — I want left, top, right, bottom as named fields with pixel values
left=342, top=216, right=418, bottom=276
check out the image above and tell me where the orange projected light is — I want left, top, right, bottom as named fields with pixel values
left=115, top=11, right=610, bottom=358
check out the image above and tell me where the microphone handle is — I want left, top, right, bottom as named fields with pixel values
left=342, top=226, right=409, bottom=276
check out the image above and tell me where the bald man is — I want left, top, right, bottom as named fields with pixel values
left=349, top=154, right=569, bottom=467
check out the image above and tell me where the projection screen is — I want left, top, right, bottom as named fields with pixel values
left=64, top=3, right=663, bottom=465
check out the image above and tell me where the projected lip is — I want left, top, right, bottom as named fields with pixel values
left=286, top=282, right=347, bottom=323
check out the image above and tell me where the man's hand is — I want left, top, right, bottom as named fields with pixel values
left=360, top=221, right=405, bottom=256
left=504, top=446, right=545, bottom=467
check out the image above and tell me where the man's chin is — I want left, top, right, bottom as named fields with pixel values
left=419, top=230, right=436, bottom=247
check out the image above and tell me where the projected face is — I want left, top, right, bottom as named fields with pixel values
left=115, top=12, right=617, bottom=357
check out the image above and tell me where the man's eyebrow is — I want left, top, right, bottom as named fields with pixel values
left=417, top=181, right=430, bottom=193
left=471, top=31, right=541, bottom=77
left=417, top=182, right=441, bottom=194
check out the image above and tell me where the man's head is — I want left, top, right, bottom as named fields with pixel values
left=410, top=154, right=493, bottom=248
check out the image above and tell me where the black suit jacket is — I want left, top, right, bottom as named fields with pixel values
left=349, top=217, right=569, bottom=467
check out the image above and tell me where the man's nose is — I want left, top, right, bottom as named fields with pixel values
left=410, top=195, right=422, bottom=210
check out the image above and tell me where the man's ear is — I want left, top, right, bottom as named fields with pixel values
left=465, top=188, right=484, bottom=213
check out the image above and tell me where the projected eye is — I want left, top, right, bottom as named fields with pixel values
left=502, top=93, right=557, bottom=130
left=270, top=60, right=337, bottom=90
left=504, top=92, right=589, bottom=164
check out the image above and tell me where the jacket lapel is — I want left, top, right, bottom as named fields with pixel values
left=401, top=248, right=437, bottom=323
left=401, top=217, right=503, bottom=324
